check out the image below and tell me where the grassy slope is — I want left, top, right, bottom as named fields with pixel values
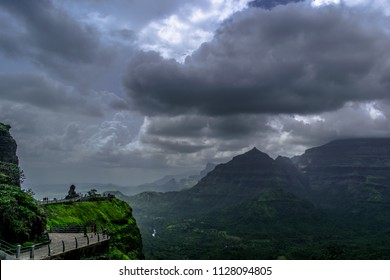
left=43, top=198, right=144, bottom=259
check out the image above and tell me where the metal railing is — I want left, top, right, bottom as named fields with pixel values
left=38, top=194, right=115, bottom=205
left=41, top=233, right=110, bottom=259
left=1, top=232, right=110, bottom=260
left=0, top=239, right=17, bottom=256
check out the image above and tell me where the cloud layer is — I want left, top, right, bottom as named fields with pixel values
left=2, top=0, right=390, bottom=188
left=124, top=3, right=390, bottom=117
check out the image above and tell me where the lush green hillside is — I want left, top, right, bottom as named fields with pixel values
left=43, top=198, right=144, bottom=260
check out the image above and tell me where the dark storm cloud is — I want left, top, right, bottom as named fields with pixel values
left=0, top=73, right=80, bottom=109
left=284, top=103, right=390, bottom=146
left=142, top=136, right=211, bottom=154
left=138, top=114, right=274, bottom=155
left=0, top=0, right=99, bottom=63
left=143, top=114, right=271, bottom=140
left=248, top=0, right=304, bottom=10
left=124, top=3, right=390, bottom=117
left=0, top=73, right=129, bottom=117
left=0, top=0, right=114, bottom=88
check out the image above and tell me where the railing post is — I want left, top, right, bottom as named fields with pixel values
left=30, top=245, right=35, bottom=260
left=86, top=235, right=89, bottom=245
left=75, top=237, right=78, bottom=249
left=62, top=240, right=65, bottom=252
left=48, top=244, right=51, bottom=256
left=16, top=244, right=21, bottom=259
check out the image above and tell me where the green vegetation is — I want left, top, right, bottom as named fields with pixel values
left=127, top=191, right=390, bottom=260
left=0, top=123, right=11, bottom=132
left=0, top=184, right=46, bottom=244
left=0, top=162, right=21, bottom=185
left=43, top=198, right=144, bottom=260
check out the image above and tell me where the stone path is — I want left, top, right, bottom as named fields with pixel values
left=19, top=232, right=109, bottom=260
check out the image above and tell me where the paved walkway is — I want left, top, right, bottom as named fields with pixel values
left=19, top=232, right=109, bottom=260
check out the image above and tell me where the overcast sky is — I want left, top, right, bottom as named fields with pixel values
left=1, top=0, right=390, bottom=188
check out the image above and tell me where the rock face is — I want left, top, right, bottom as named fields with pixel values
left=0, top=123, right=18, bottom=165
left=294, top=138, right=390, bottom=208
left=0, top=123, right=20, bottom=186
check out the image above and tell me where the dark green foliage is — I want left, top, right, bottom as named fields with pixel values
left=0, top=184, right=46, bottom=244
left=0, top=123, right=11, bottom=133
left=0, top=162, right=22, bottom=186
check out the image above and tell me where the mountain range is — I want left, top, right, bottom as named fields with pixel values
left=32, top=163, right=217, bottom=199
left=117, top=138, right=390, bottom=259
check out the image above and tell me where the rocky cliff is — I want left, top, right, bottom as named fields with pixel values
left=293, top=138, right=390, bottom=208
left=0, top=123, right=20, bottom=186
left=0, top=123, right=18, bottom=164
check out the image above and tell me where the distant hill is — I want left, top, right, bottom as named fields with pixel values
left=191, top=148, right=308, bottom=199
left=32, top=163, right=217, bottom=199
left=127, top=147, right=310, bottom=216
left=127, top=162, right=217, bottom=195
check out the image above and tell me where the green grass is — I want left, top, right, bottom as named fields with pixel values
left=43, top=198, right=144, bottom=259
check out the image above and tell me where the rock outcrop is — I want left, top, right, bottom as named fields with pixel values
left=293, top=138, right=390, bottom=208
left=0, top=123, right=20, bottom=186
